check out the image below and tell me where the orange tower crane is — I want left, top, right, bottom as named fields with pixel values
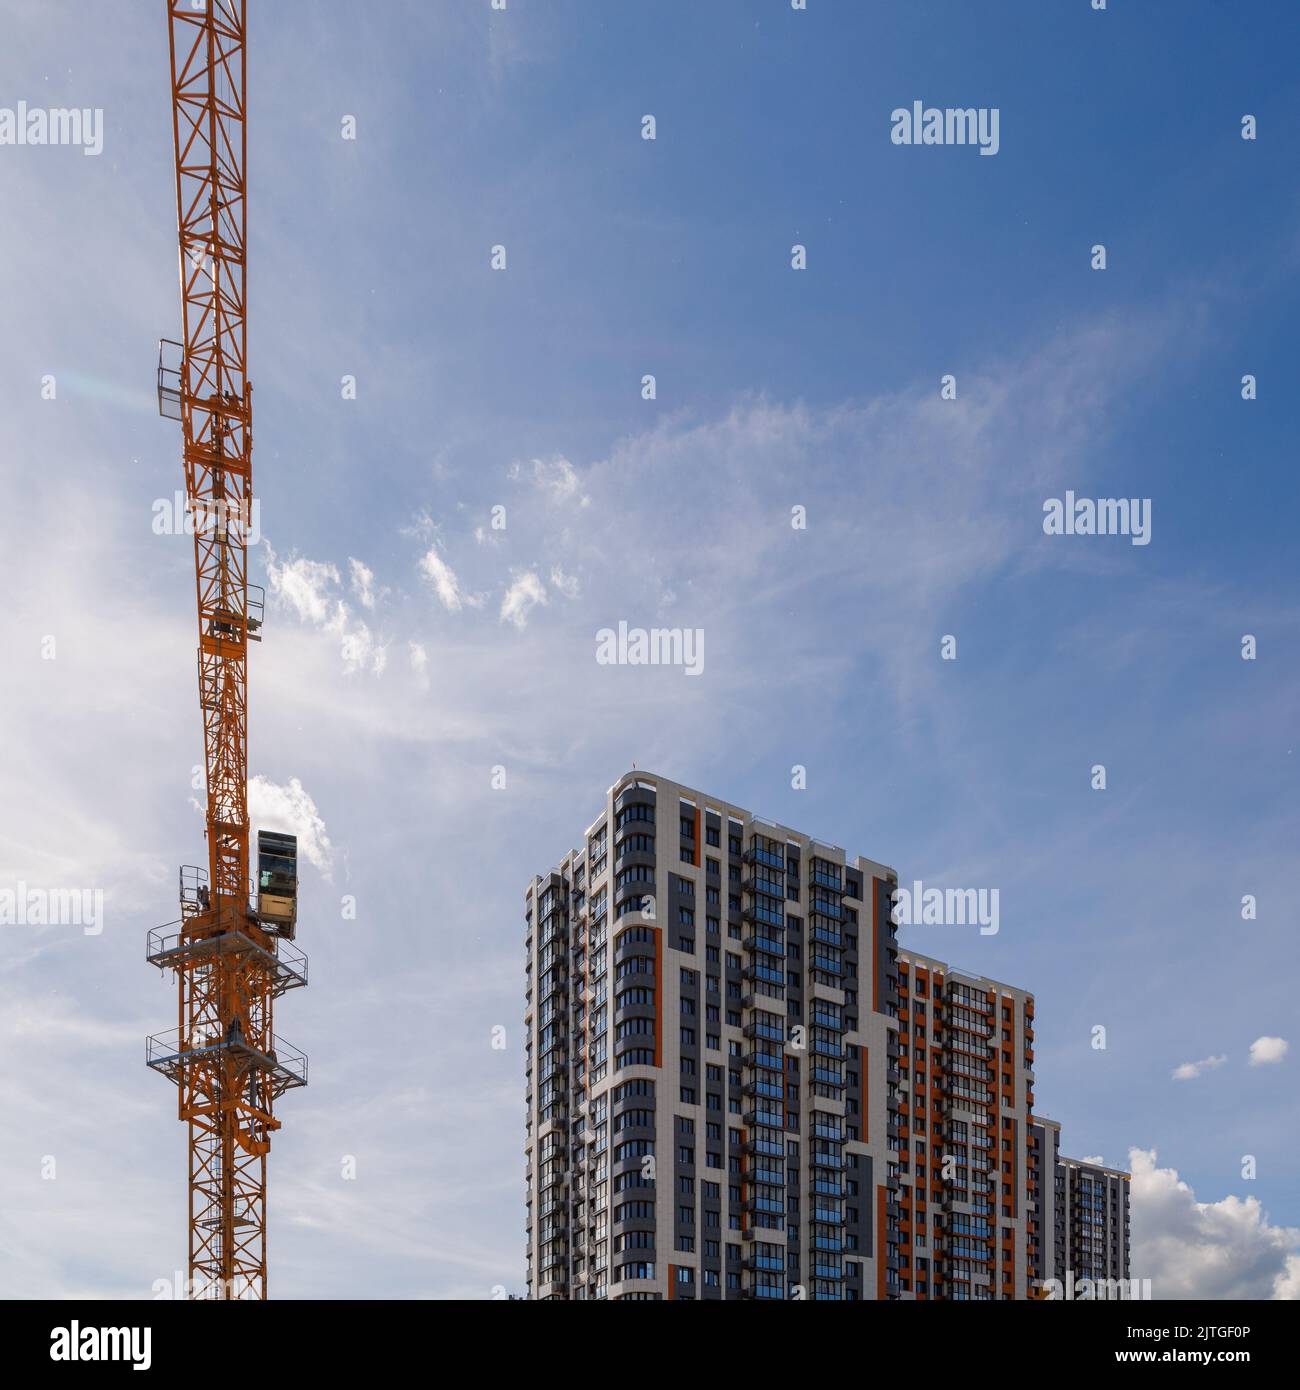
left=145, top=0, right=308, bottom=1301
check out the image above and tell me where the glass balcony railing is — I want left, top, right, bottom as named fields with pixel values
left=809, top=1065, right=845, bottom=1088
left=745, top=1078, right=784, bottom=1101
left=745, top=845, right=787, bottom=871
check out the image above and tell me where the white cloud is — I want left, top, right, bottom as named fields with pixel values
left=248, top=775, right=335, bottom=879
left=340, top=620, right=387, bottom=677
left=1249, top=1036, right=1289, bottom=1067
left=1080, top=1154, right=1107, bottom=1166
left=419, top=545, right=466, bottom=612
left=0, top=173, right=1280, bottom=1302
left=511, top=455, right=589, bottom=507
left=549, top=565, right=580, bottom=600
left=499, top=570, right=548, bottom=630
left=349, top=557, right=377, bottom=609
left=1277, top=1257, right=1300, bottom=1300
left=268, top=551, right=386, bottom=675
left=1129, top=1148, right=1300, bottom=1299
left=1172, top=1053, right=1227, bottom=1081
left=409, top=641, right=429, bottom=691
left=268, top=555, right=340, bottom=626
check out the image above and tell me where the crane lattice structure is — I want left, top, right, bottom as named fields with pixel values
left=145, top=0, right=308, bottom=1302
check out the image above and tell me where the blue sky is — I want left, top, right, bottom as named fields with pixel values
left=1, top=0, right=1298, bottom=1299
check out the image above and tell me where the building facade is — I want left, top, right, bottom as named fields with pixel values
left=1028, top=1115, right=1131, bottom=1293
left=891, top=949, right=1038, bottom=1298
left=523, top=770, right=1127, bottom=1301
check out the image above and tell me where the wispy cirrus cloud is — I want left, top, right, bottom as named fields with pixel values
left=267, top=550, right=387, bottom=676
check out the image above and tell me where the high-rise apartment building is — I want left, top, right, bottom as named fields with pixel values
left=1030, top=1115, right=1131, bottom=1292
left=523, top=770, right=1126, bottom=1301
left=892, top=949, right=1038, bottom=1298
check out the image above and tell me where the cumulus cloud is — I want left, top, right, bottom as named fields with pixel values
left=1129, top=1148, right=1300, bottom=1299
left=1277, top=1259, right=1300, bottom=1300
left=248, top=775, right=334, bottom=878
left=1248, top=1036, right=1289, bottom=1067
left=1172, top=1054, right=1227, bottom=1081
left=499, top=570, right=548, bottom=630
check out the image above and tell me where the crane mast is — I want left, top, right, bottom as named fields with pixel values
left=146, top=0, right=308, bottom=1301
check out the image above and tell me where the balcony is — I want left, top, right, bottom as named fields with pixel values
left=809, top=1175, right=844, bottom=1198
left=742, top=961, right=785, bottom=987
left=743, top=1133, right=784, bottom=1158
left=538, top=1057, right=568, bottom=1086
left=809, top=1148, right=844, bottom=1170
left=743, top=1048, right=784, bottom=1072
left=743, top=1020, right=786, bottom=1043
left=742, top=905, right=786, bottom=931
left=747, top=1163, right=784, bottom=1186
left=742, top=990, right=786, bottom=1011
left=743, top=1107, right=785, bottom=1131
left=743, top=846, right=786, bottom=871
left=742, top=1077, right=784, bottom=1101
left=742, top=1280, right=786, bottom=1300
left=742, top=1252, right=784, bottom=1272
left=808, top=977, right=847, bottom=1006
left=809, top=1065, right=845, bottom=1090
left=743, top=932, right=786, bottom=959
left=538, top=920, right=568, bottom=952
left=741, top=874, right=786, bottom=898
left=742, top=1194, right=785, bottom=1216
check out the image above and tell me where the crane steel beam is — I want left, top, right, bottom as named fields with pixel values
left=147, top=0, right=306, bottom=1302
